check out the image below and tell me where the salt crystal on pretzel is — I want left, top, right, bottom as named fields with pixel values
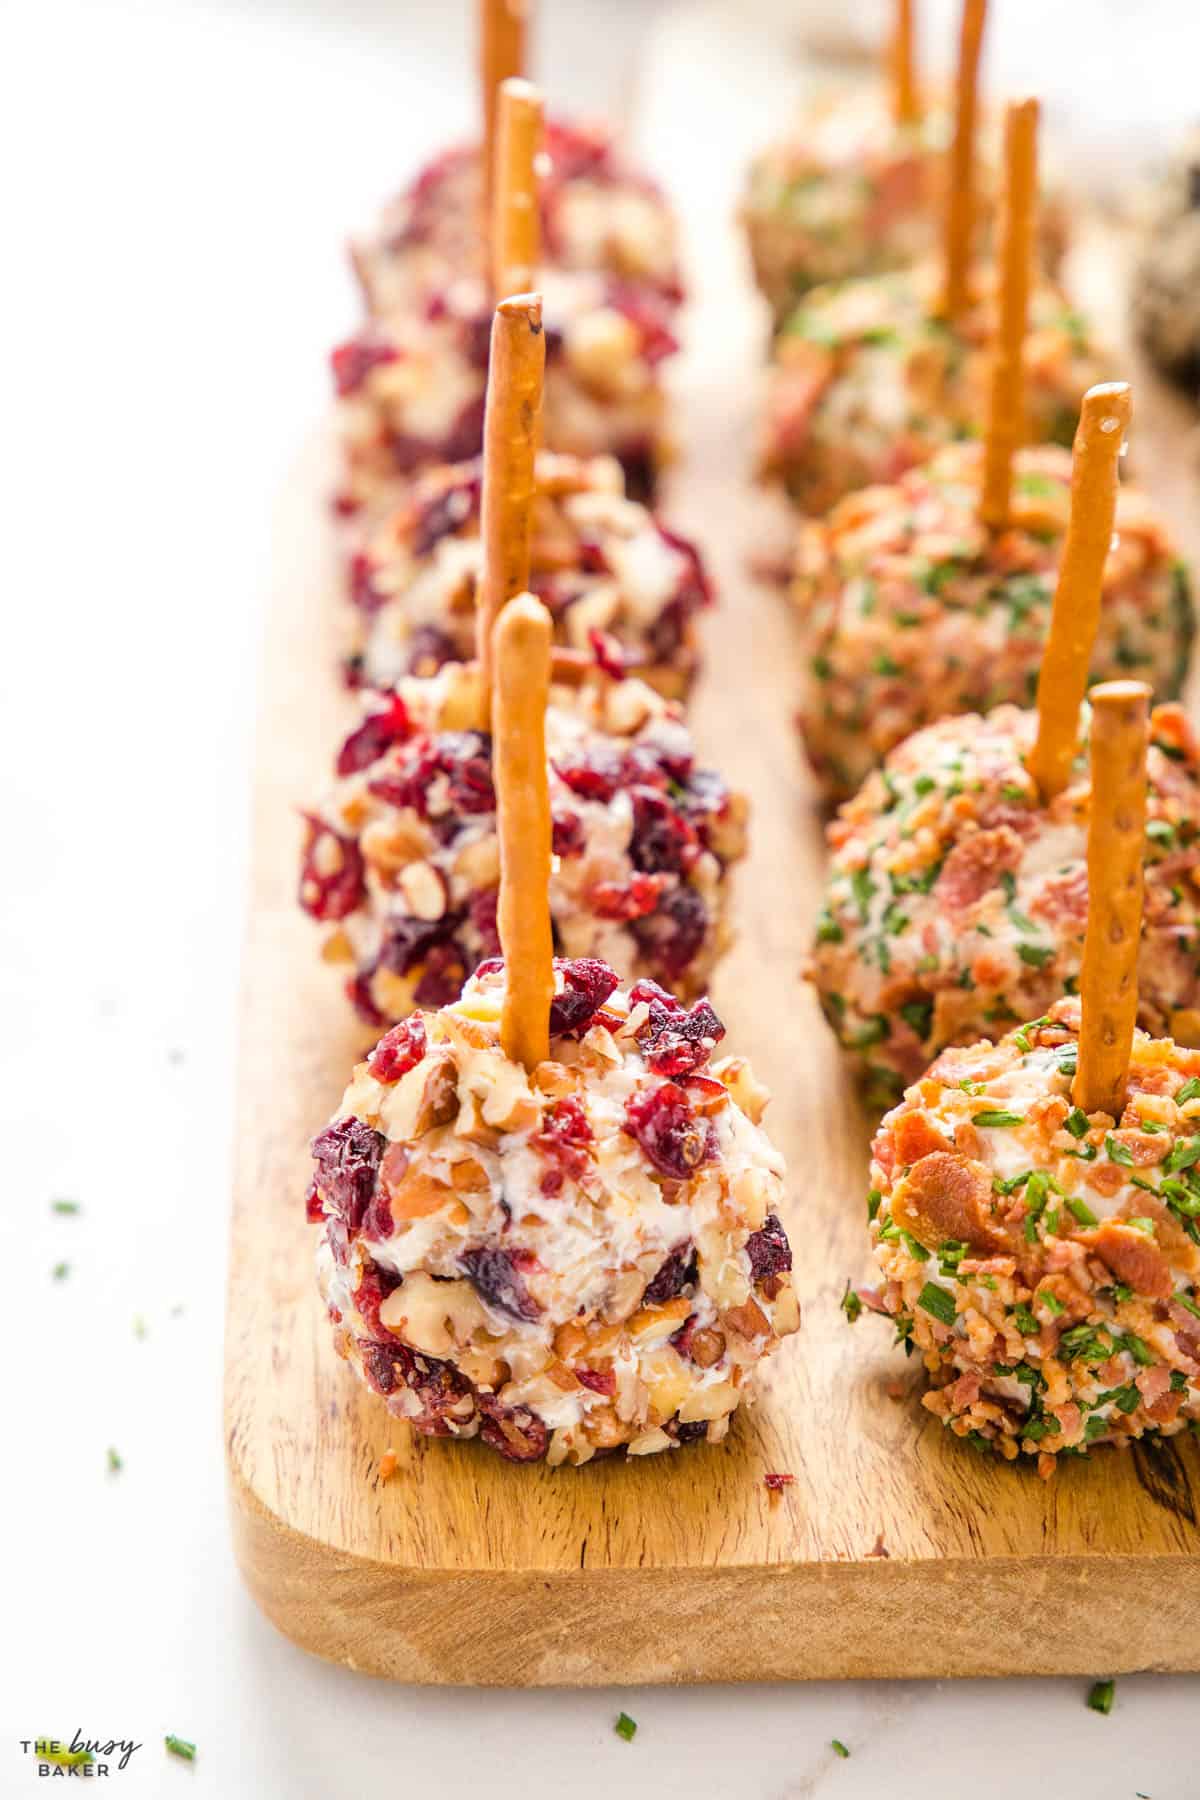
left=1027, top=381, right=1133, bottom=800
left=1072, top=680, right=1149, bottom=1118
left=979, top=96, right=1037, bottom=530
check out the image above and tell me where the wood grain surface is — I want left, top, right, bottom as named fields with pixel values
left=225, top=23, right=1200, bottom=1682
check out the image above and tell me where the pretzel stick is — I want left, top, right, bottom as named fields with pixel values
left=890, top=0, right=920, bottom=127
left=477, top=295, right=545, bottom=706
left=492, top=78, right=543, bottom=300
left=479, top=0, right=527, bottom=244
left=938, top=0, right=987, bottom=320
left=1072, top=681, right=1149, bottom=1118
left=1027, top=382, right=1132, bottom=799
left=494, top=593, right=555, bottom=1069
left=979, top=96, right=1037, bottom=529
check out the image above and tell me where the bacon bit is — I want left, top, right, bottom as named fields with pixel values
left=1135, top=1365, right=1172, bottom=1407
left=891, top=1110, right=955, bottom=1165
left=960, top=1255, right=1017, bottom=1276
left=1052, top=1403, right=1082, bottom=1442
left=934, top=826, right=1023, bottom=912
left=1091, top=1222, right=1173, bottom=1299
left=1030, top=863, right=1088, bottom=928
left=378, top=1449, right=399, bottom=1482
left=950, top=1369, right=982, bottom=1410
left=1037, top=1452, right=1056, bottom=1480
left=893, top=1150, right=1008, bottom=1254
left=1083, top=1160, right=1128, bottom=1198
left=865, top=1532, right=890, bottom=1558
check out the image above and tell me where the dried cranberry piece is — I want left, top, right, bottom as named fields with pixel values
left=591, top=872, right=668, bottom=921
left=439, top=393, right=487, bottom=465
left=553, top=748, right=623, bottom=803
left=406, top=625, right=460, bottom=676
left=678, top=766, right=729, bottom=832
left=358, top=1339, right=474, bottom=1437
left=477, top=1395, right=549, bottom=1462
left=311, top=1118, right=385, bottom=1231
left=367, top=1015, right=428, bottom=1084
left=552, top=810, right=586, bottom=858
left=331, top=333, right=399, bottom=397
left=632, top=884, right=710, bottom=982
left=607, top=282, right=680, bottom=366
left=673, top=1419, right=708, bottom=1444
left=537, top=1096, right=594, bottom=1193
left=624, top=1083, right=716, bottom=1181
left=642, top=1241, right=698, bottom=1305
left=461, top=312, right=493, bottom=371
left=411, top=473, right=480, bottom=557
left=577, top=536, right=610, bottom=575
left=342, top=651, right=366, bottom=690
left=370, top=731, right=495, bottom=820
left=459, top=1247, right=541, bottom=1322
left=763, top=1472, right=794, bottom=1492
left=298, top=816, right=366, bottom=922
left=345, top=967, right=385, bottom=1027
left=549, top=957, right=620, bottom=1037
left=378, top=913, right=455, bottom=977
left=629, top=789, right=699, bottom=875
left=347, top=551, right=388, bottom=616
left=467, top=887, right=500, bottom=959
left=304, top=1180, right=324, bottom=1224
left=658, top=525, right=714, bottom=611
left=619, top=443, right=656, bottom=506
left=745, top=1213, right=792, bottom=1283
left=351, top=1257, right=402, bottom=1338
left=575, top=1367, right=616, bottom=1396
left=634, top=989, right=725, bottom=1076
left=587, top=628, right=628, bottom=681
left=412, top=941, right=469, bottom=1007
left=336, top=693, right=413, bottom=776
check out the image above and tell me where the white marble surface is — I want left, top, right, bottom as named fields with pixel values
left=4, top=1, right=1197, bottom=1794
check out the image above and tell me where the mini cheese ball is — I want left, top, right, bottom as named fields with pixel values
left=811, top=700, right=1200, bottom=1109
left=758, top=263, right=1112, bottom=514
left=352, top=119, right=684, bottom=318
left=333, top=270, right=677, bottom=514
left=794, top=440, right=1193, bottom=801
left=299, top=662, right=747, bottom=1028
left=863, top=999, right=1200, bottom=1475
left=1131, top=128, right=1200, bottom=391
left=345, top=451, right=711, bottom=700
left=741, top=89, right=1068, bottom=326
left=308, top=959, right=799, bottom=1464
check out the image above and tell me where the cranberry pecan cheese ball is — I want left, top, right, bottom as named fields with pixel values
left=813, top=701, right=1200, bottom=1110
left=333, top=272, right=677, bottom=515
left=352, top=121, right=683, bottom=318
left=864, top=1000, right=1200, bottom=1474
left=759, top=263, right=1111, bottom=512
left=308, top=960, right=798, bottom=1463
left=1132, top=129, right=1200, bottom=392
left=795, top=440, right=1193, bottom=800
left=300, top=662, right=747, bottom=1029
left=741, top=91, right=1068, bottom=326
left=345, top=451, right=711, bottom=699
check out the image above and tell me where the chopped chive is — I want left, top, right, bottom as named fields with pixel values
left=614, top=1713, right=637, bottom=1743
left=1104, top=1136, right=1134, bottom=1167
left=165, top=1735, right=197, bottom=1761
left=917, top=1282, right=957, bottom=1328
left=51, top=1198, right=80, bottom=1215
left=831, top=1739, right=850, bottom=1758
left=1066, top=1195, right=1099, bottom=1228
left=840, top=1282, right=863, bottom=1323
left=107, top=1447, right=122, bottom=1474
left=1086, top=1679, right=1115, bottom=1715
left=1175, top=1077, right=1200, bottom=1105
left=1038, top=1289, right=1065, bottom=1318
left=866, top=1189, right=882, bottom=1223
left=1163, top=1136, right=1200, bottom=1174
left=972, top=1109, right=1026, bottom=1128
left=52, top=1262, right=70, bottom=1281
left=1012, top=1303, right=1039, bottom=1336
left=1121, top=1332, right=1155, bottom=1367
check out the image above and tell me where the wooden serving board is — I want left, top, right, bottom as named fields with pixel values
left=225, top=8, right=1200, bottom=1683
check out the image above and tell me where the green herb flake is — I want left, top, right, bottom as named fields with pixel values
left=972, top=1109, right=1026, bottom=1128
left=1085, top=1679, right=1115, bottom=1716
left=1105, top=1136, right=1135, bottom=1167
left=840, top=1283, right=863, bottom=1324
left=52, top=1261, right=70, bottom=1281
left=1066, top=1195, right=1099, bottom=1228
left=866, top=1189, right=882, bottom=1223
left=50, top=1198, right=80, bottom=1215
left=1174, top=1077, right=1200, bottom=1105
left=850, top=867, right=877, bottom=922
left=1038, top=1288, right=1065, bottom=1318
left=1164, top=1136, right=1200, bottom=1174
left=106, top=1447, right=123, bottom=1474
left=831, top=1740, right=851, bottom=1759
left=614, top=1713, right=637, bottom=1744
left=1012, top=1303, right=1039, bottom=1336
left=816, top=910, right=844, bottom=944
left=1016, top=942, right=1053, bottom=968
left=917, top=1282, right=957, bottom=1327
left=165, top=1735, right=197, bottom=1762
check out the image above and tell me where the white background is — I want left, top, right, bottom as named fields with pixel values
left=4, top=2, right=1199, bottom=1795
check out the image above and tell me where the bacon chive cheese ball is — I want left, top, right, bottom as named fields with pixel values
left=741, top=91, right=1068, bottom=326
left=865, top=1000, right=1200, bottom=1474
left=352, top=121, right=683, bottom=319
left=812, top=701, right=1200, bottom=1110
left=300, top=663, right=747, bottom=1028
left=333, top=272, right=677, bottom=514
left=1131, top=129, right=1200, bottom=390
left=345, top=451, right=711, bottom=700
left=759, top=263, right=1111, bottom=513
left=308, top=960, right=798, bottom=1463
left=794, top=440, right=1194, bottom=801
